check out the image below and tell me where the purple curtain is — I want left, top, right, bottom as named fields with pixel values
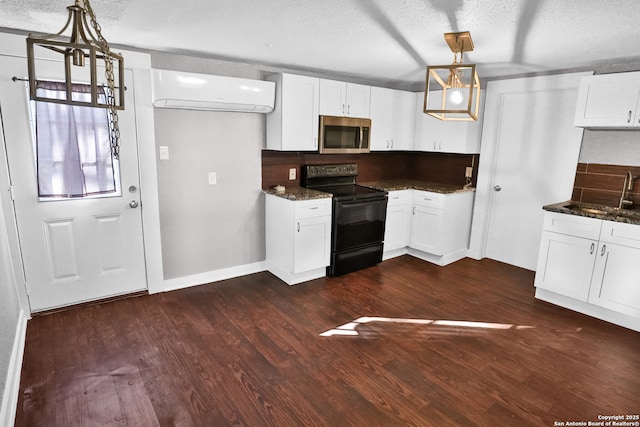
left=35, top=81, right=117, bottom=198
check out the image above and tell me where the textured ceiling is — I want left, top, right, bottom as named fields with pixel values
left=1, top=0, right=639, bottom=89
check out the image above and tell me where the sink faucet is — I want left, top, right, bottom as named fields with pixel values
left=618, top=171, right=635, bottom=209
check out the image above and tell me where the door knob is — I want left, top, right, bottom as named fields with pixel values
left=129, top=200, right=139, bottom=208
left=494, top=185, right=502, bottom=192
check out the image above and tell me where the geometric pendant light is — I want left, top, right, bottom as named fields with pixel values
left=424, top=31, right=481, bottom=121
left=26, top=0, right=124, bottom=157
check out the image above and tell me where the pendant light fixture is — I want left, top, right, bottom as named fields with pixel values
left=26, top=0, right=124, bottom=157
left=424, top=31, right=480, bottom=121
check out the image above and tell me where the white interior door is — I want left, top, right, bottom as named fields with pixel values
left=0, top=56, right=147, bottom=312
left=471, top=73, right=589, bottom=270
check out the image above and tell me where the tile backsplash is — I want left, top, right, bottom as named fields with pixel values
left=572, top=163, right=640, bottom=207
left=261, top=151, right=478, bottom=190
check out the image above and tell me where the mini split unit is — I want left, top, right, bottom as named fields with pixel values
left=152, top=69, right=276, bottom=113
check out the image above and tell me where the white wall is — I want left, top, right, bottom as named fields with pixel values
left=0, top=32, right=29, bottom=426
left=151, top=53, right=266, bottom=281
left=0, top=198, right=23, bottom=426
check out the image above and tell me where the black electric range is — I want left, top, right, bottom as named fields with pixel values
left=302, top=164, right=388, bottom=276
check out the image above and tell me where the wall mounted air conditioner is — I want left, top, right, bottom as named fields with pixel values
left=151, top=69, right=275, bottom=113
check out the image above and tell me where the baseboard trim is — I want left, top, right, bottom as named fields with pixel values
left=407, top=247, right=468, bottom=266
left=1, top=308, right=28, bottom=427
left=160, top=261, right=267, bottom=293
left=535, top=288, right=640, bottom=332
left=382, top=248, right=408, bottom=261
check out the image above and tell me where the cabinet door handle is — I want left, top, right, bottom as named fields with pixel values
left=390, top=139, right=394, bottom=148
left=600, top=244, right=606, bottom=256
left=590, top=242, right=595, bottom=254
left=412, top=206, right=416, bottom=215
left=342, top=104, right=345, bottom=115
left=297, top=222, right=300, bottom=232
left=348, top=105, right=351, bottom=115
left=628, top=110, right=632, bottom=123
left=309, top=206, right=319, bottom=210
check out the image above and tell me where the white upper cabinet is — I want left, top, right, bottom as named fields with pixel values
left=369, top=87, right=415, bottom=151
left=574, top=72, right=640, bottom=128
left=266, top=73, right=319, bottom=151
left=319, top=79, right=371, bottom=118
left=413, top=91, right=484, bottom=154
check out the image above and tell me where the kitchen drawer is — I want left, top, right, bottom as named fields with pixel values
left=543, top=212, right=602, bottom=240
left=295, top=198, right=332, bottom=219
left=600, top=220, right=640, bottom=248
left=387, top=190, right=412, bottom=206
left=413, top=191, right=445, bottom=209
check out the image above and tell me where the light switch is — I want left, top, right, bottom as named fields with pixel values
left=159, top=146, right=170, bottom=160
left=289, top=168, right=297, bottom=180
left=208, top=172, right=217, bottom=185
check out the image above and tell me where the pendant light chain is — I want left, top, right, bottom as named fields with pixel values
left=83, top=0, right=120, bottom=160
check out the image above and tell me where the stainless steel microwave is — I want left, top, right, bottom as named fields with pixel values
left=318, top=115, right=371, bottom=154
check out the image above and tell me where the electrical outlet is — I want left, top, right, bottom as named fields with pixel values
left=208, top=172, right=217, bottom=185
left=465, top=166, right=473, bottom=178
left=159, top=146, right=170, bottom=160
left=289, top=168, right=297, bottom=180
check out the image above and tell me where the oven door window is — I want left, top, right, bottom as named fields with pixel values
left=333, top=198, right=387, bottom=251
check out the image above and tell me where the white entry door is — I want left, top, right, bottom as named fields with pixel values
left=0, top=56, right=147, bottom=312
left=471, top=73, right=590, bottom=270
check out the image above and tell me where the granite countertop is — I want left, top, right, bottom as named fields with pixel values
left=263, top=180, right=473, bottom=201
left=359, top=179, right=474, bottom=194
left=263, top=186, right=332, bottom=201
left=544, top=201, right=640, bottom=225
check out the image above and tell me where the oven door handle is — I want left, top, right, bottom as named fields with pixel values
left=337, top=197, right=387, bottom=207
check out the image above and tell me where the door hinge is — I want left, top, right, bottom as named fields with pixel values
left=8, top=186, right=15, bottom=201
left=24, top=282, right=31, bottom=296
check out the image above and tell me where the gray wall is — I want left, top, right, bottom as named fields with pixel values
left=151, top=53, right=266, bottom=279
left=0, top=199, right=20, bottom=404
left=579, top=129, right=640, bottom=166
left=577, top=63, right=640, bottom=166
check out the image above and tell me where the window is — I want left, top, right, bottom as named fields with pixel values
left=33, top=81, right=120, bottom=199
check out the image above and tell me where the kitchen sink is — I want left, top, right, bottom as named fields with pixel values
left=563, top=203, right=640, bottom=219
left=562, top=204, right=610, bottom=215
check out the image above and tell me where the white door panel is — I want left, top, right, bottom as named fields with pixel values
left=0, top=56, right=147, bottom=311
left=474, top=74, right=588, bottom=270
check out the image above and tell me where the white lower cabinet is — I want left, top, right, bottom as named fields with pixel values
left=534, top=232, right=597, bottom=301
left=589, top=221, right=640, bottom=318
left=534, top=213, right=601, bottom=301
left=409, top=190, right=474, bottom=265
left=383, top=189, right=474, bottom=265
left=534, top=211, right=640, bottom=331
left=383, top=190, right=412, bottom=255
left=410, top=203, right=444, bottom=255
left=265, top=194, right=331, bottom=285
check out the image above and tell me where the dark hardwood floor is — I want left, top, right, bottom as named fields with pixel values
left=15, top=256, right=640, bottom=426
